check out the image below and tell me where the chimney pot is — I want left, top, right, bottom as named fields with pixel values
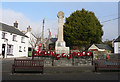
left=22, top=30, right=26, bottom=34
left=27, top=26, right=31, bottom=32
left=14, top=21, right=18, bottom=28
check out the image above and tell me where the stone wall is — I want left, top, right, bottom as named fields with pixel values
left=97, top=53, right=120, bottom=59
left=35, top=56, right=93, bottom=67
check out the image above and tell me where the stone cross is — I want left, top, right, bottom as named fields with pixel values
left=55, top=11, right=70, bottom=54
left=57, top=11, right=64, bottom=41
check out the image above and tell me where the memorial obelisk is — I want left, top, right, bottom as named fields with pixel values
left=55, top=11, right=69, bottom=54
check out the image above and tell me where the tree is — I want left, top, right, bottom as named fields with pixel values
left=29, top=32, right=41, bottom=50
left=28, top=32, right=41, bottom=59
left=103, top=40, right=114, bottom=53
left=63, top=8, right=103, bottom=49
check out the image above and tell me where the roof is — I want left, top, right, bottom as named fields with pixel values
left=50, top=38, right=58, bottom=43
left=94, top=44, right=112, bottom=50
left=114, top=36, right=120, bottom=42
left=0, top=22, right=28, bottom=37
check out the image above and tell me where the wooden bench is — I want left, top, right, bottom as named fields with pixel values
left=94, top=59, right=120, bottom=72
left=12, top=59, right=44, bottom=74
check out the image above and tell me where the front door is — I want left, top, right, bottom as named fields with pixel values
left=2, top=44, right=6, bottom=58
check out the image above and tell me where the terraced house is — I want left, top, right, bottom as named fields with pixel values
left=0, top=21, right=28, bottom=58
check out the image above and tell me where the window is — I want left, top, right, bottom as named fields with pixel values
left=24, top=47, right=26, bottom=52
left=21, top=37, right=25, bottom=43
left=28, top=48, right=32, bottom=51
left=13, top=35, right=17, bottom=41
left=2, top=32, right=6, bottom=39
left=119, top=46, right=120, bottom=51
left=7, top=45, right=13, bottom=56
left=19, top=46, right=22, bottom=52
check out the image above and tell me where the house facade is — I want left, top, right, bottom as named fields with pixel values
left=25, top=26, right=37, bottom=49
left=0, top=22, right=28, bottom=58
left=114, top=36, right=120, bottom=54
left=88, top=44, right=112, bottom=53
left=25, top=26, right=38, bottom=56
left=88, top=44, right=112, bottom=59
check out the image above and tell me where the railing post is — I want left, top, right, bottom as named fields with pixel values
left=52, top=56, right=54, bottom=66
left=95, top=62, right=97, bottom=72
left=71, top=50, right=74, bottom=66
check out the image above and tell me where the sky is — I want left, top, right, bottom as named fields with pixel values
left=0, top=2, right=119, bottom=41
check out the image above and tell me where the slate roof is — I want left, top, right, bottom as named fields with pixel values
left=114, top=36, right=120, bottom=42
left=95, top=44, right=112, bottom=51
left=50, top=38, right=58, bottom=43
left=0, top=22, right=28, bottom=37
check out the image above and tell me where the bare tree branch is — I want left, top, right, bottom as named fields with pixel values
left=29, top=32, right=42, bottom=50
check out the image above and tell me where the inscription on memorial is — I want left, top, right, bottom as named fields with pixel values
left=57, top=43, right=62, bottom=47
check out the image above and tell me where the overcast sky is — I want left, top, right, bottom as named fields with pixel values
left=0, top=2, right=119, bottom=41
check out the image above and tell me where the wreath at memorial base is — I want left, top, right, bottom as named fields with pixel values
left=33, top=51, right=92, bottom=60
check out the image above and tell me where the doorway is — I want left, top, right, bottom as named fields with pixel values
left=2, top=44, right=6, bottom=58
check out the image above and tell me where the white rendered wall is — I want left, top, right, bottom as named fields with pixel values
left=0, top=30, right=2, bottom=55
left=114, top=42, right=120, bottom=54
left=88, top=44, right=105, bottom=51
left=25, top=32, right=37, bottom=48
left=0, top=30, right=28, bottom=58
left=88, top=44, right=99, bottom=50
left=0, top=30, right=7, bottom=58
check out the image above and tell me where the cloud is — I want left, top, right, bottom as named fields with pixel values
left=0, top=8, right=58, bottom=38
left=1, top=8, right=117, bottom=41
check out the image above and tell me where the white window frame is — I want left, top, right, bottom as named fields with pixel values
left=7, top=45, right=13, bottom=56
left=21, top=37, right=25, bottom=43
left=19, top=46, right=22, bottom=52
left=13, top=35, right=17, bottom=42
left=24, top=47, right=26, bottom=52
left=2, top=32, right=6, bottom=39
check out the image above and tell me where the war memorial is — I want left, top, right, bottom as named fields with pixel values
left=1, top=10, right=120, bottom=81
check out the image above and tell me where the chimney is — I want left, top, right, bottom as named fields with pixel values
left=14, top=21, right=18, bottom=28
left=22, top=30, right=26, bottom=34
left=27, top=26, right=31, bottom=32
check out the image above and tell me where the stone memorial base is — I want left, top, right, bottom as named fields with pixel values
left=55, top=47, right=70, bottom=54
left=55, top=41, right=70, bottom=54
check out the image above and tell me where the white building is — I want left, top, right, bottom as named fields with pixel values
left=25, top=26, right=41, bottom=56
left=88, top=44, right=112, bottom=59
left=0, top=22, right=28, bottom=58
left=88, top=44, right=112, bottom=53
left=114, top=36, right=120, bottom=54
left=25, top=26, right=37, bottom=51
